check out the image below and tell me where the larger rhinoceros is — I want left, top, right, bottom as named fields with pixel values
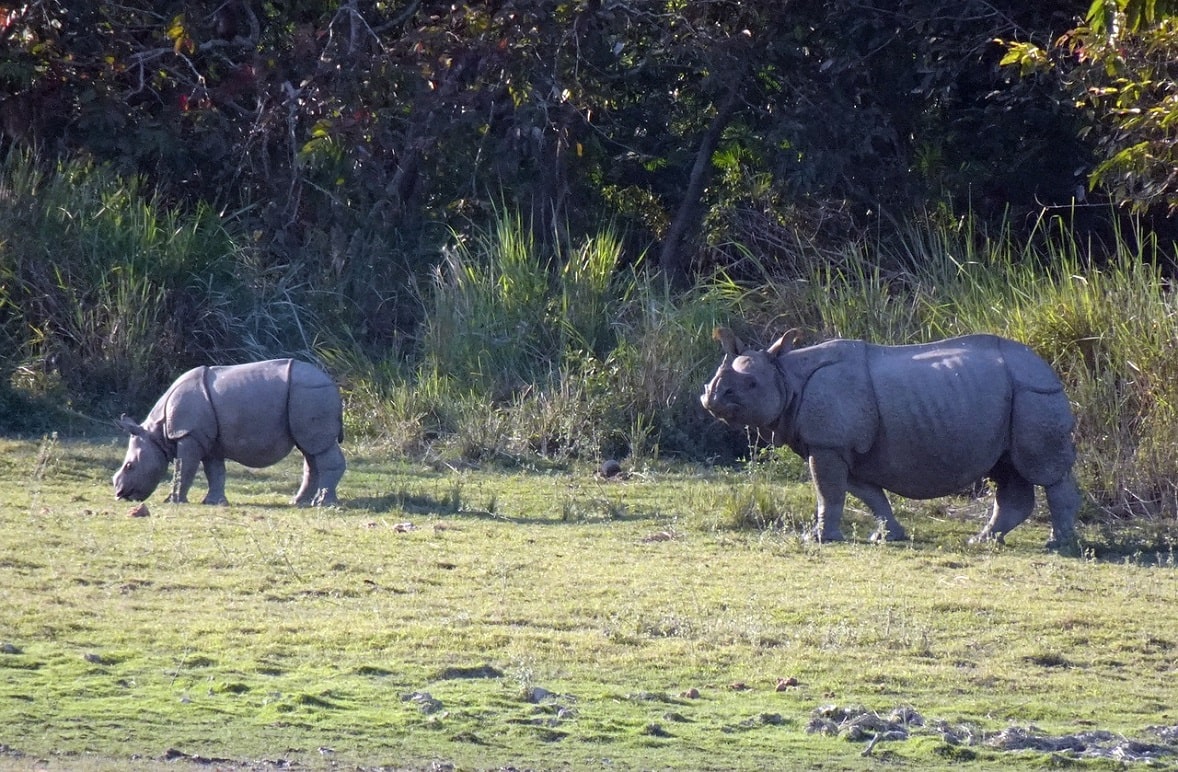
left=700, top=328, right=1080, bottom=549
left=113, top=359, right=346, bottom=506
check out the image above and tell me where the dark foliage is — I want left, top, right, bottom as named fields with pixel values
left=0, top=1, right=1108, bottom=335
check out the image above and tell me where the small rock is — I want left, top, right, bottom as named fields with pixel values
left=127, top=503, right=150, bottom=518
left=526, top=686, right=551, bottom=703
left=889, top=705, right=924, bottom=726
left=402, top=691, right=443, bottom=714
left=729, top=681, right=750, bottom=691
left=0, top=642, right=21, bottom=654
left=679, top=687, right=700, bottom=699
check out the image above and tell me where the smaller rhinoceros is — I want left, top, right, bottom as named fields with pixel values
left=113, top=359, right=345, bottom=506
left=700, top=328, right=1080, bottom=549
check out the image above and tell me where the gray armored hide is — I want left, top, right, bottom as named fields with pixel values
left=700, top=328, right=1080, bottom=549
left=113, top=359, right=346, bottom=506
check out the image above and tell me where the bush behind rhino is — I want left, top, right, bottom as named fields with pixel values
left=0, top=154, right=322, bottom=416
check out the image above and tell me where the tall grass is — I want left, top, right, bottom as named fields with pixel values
left=921, top=217, right=1178, bottom=519
left=0, top=153, right=325, bottom=417
left=414, top=212, right=748, bottom=462
left=422, top=212, right=553, bottom=397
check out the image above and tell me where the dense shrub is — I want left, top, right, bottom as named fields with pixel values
left=0, top=154, right=321, bottom=417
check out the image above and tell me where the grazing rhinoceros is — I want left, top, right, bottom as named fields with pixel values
left=113, top=359, right=346, bottom=506
left=700, top=328, right=1080, bottom=549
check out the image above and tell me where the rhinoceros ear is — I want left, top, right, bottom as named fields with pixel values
left=713, top=327, right=745, bottom=356
left=767, top=328, right=803, bottom=357
left=116, top=414, right=146, bottom=437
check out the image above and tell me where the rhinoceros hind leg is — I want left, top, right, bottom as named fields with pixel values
left=848, top=480, right=907, bottom=542
left=201, top=457, right=229, bottom=505
left=294, top=445, right=345, bottom=506
left=293, top=455, right=319, bottom=506
left=1044, top=474, right=1080, bottom=551
left=972, top=461, right=1034, bottom=544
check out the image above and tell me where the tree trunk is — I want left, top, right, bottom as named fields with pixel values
left=657, top=88, right=741, bottom=285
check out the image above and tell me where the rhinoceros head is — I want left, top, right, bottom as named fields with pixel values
left=112, top=415, right=169, bottom=501
left=700, top=327, right=800, bottom=430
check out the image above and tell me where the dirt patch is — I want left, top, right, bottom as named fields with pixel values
left=807, top=704, right=1178, bottom=763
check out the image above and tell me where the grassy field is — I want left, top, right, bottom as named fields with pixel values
left=1, top=435, right=1177, bottom=770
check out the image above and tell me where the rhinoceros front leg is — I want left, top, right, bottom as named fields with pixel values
left=847, top=480, right=907, bottom=542
left=808, top=450, right=849, bottom=542
left=200, top=457, right=229, bottom=505
left=167, top=437, right=205, bottom=504
left=166, top=438, right=197, bottom=504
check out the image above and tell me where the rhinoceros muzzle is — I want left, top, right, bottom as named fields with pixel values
left=113, top=467, right=155, bottom=501
left=114, top=483, right=149, bottom=502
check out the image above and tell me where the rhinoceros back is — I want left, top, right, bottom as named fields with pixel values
left=197, top=359, right=342, bottom=467
left=850, top=335, right=1014, bottom=496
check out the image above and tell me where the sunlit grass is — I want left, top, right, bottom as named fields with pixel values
left=0, top=438, right=1175, bottom=769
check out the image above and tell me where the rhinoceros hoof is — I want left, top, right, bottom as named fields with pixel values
left=294, top=489, right=338, bottom=507
left=1046, top=533, right=1080, bottom=554
left=313, top=489, right=339, bottom=507
left=870, top=528, right=908, bottom=543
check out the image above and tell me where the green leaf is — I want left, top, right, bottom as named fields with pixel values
left=1085, top=0, right=1114, bottom=33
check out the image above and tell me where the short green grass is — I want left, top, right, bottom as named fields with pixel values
left=1, top=436, right=1177, bottom=770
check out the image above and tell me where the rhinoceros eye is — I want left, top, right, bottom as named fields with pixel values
left=123, top=461, right=134, bottom=472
